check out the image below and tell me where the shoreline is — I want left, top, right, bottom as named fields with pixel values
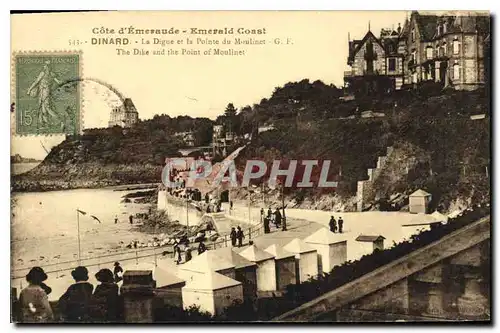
left=11, top=179, right=161, bottom=194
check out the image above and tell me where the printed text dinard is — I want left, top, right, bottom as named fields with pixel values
left=92, top=26, right=267, bottom=35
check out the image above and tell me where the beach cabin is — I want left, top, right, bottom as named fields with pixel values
left=431, top=211, right=449, bottom=225
left=153, top=269, right=186, bottom=308
left=239, top=245, right=277, bottom=291
left=304, top=228, right=347, bottom=275
left=212, top=247, right=257, bottom=303
left=264, top=244, right=297, bottom=290
left=284, top=238, right=319, bottom=283
left=182, top=271, right=243, bottom=316
left=409, top=189, right=432, bottom=214
left=355, top=235, right=386, bottom=252
left=178, top=251, right=236, bottom=282
left=121, top=269, right=156, bottom=323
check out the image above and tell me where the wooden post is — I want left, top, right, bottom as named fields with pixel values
left=249, top=228, right=252, bottom=240
left=76, top=209, right=82, bottom=265
left=224, top=234, right=228, bottom=247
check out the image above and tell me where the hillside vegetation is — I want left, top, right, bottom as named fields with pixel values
left=13, top=79, right=490, bottom=211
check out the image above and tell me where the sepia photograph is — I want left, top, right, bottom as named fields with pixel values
left=9, top=10, right=491, bottom=323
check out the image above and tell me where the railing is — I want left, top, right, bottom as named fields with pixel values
left=12, top=219, right=265, bottom=281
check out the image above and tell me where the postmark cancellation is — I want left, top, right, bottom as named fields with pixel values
left=12, top=51, right=83, bottom=136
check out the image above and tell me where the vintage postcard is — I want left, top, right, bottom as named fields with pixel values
left=10, top=11, right=491, bottom=323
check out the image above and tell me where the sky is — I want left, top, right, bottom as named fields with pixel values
left=11, top=11, right=408, bottom=159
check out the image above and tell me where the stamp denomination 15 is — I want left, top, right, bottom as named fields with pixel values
left=14, top=53, right=81, bottom=135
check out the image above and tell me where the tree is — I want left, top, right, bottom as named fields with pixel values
left=224, top=103, right=237, bottom=117
left=224, top=103, right=238, bottom=134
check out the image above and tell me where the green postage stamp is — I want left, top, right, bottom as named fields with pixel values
left=13, top=52, right=82, bottom=135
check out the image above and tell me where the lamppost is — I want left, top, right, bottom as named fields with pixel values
left=247, top=187, right=253, bottom=224
left=186, top=198, right=190, bottom=227
left=281, top=184, right=287, bottom=231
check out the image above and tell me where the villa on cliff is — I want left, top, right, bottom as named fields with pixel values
left=108, top=98, right=139, bottom=128
left=344, top=11, right=490, bottom=94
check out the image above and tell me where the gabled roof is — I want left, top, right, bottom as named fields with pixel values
left=284, top=238, right=317, bottom=254
left=183, top=271, right=241, bottom=291
left=410, top=189, right=431, bottom=197
left=400, top=18, right=411, bottom=38
left=348, top=30, right=385, bottom=63
left=414, top=12, right=439, bottom=41
left=355, top=235, right=386, bottom=242
left=213, top=247, right=257, bottom=269
left=264, top=244, right=295, bottom=260
left=304, top=228, right=345, bottom=245
left=124, top=262, right=185, bottom=287
left=180, top=251, right=235, bottom=273
left=239, top=245, right=275, bottom=262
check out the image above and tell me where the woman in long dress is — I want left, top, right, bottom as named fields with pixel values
left=18, top=267, right=54, bottom=323
left=26, top=61, right=62, bottom=128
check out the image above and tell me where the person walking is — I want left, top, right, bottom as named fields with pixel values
left=185, top=248, right=193, bottom=262
left=230, top=200, right=234, bottom=211
left=230, top=227, right=237, bottom=247
left=338, top=217, right=344, bottom=233
left=129, top=215, right=133, bottom=225
left=58, top=266, right=94, bottom=322
left=267, top=207, right=272, bottom=218
left=114, top=215, right=118, bottom=224
left=263, top=217, right=270, bottom=234
left=274, top=209, right=282, bottom=228
left=236, top=226, right=244, bottom=247
left=19, top=267, right=53, bottom=323
left=113, top=262, right=123, bottom=283
left=198, top=241, right=207, bottom=255
left=329, top=216, right=337, bottom=233
left=174, top=245, right=182, bottom=265
left=91, top=269, right=119, bottom=323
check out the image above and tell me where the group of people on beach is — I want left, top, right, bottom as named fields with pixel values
left=173, top=234, right=208, bottom=265
left=16, top=262, right=125, bottom=323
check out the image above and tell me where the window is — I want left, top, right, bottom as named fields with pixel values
left=437, top=25, right=442, bottom=36
left=426, top=47, right=433, bottom=59
left=453, top=39, right=460, bottom=54
left=388, top=58, right=396, bottom=71
left=453, top=64, right=460, bottom=80
left=411, top=29, right=415, bottom=42
left=443, top=22, right=447, bottom=33
left=442, top=42, right=447, bottom=55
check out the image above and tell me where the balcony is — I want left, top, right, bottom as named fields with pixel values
left=344, top=70, right=354, bottom=78
left=344, top=69, right=381, bottom=78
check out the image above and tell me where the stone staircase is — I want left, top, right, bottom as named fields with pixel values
left=356, top=146, right=394, bottom=212
left=203, top=212, right=254, bottom=235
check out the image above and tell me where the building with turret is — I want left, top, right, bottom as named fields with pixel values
left=344, top=11, right=490, bottom=93
left=108, top=98, right=139, bottom=128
